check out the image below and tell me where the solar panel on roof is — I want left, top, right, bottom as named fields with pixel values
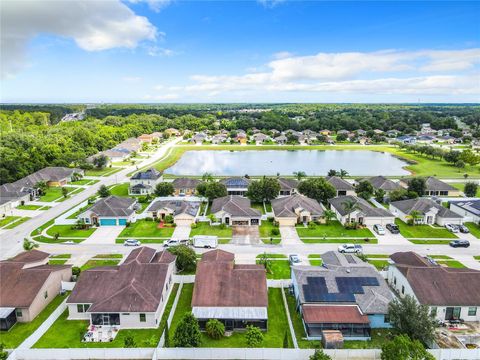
left=302, top=276, right=379, bottom=303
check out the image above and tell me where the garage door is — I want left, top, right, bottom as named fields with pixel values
left=176, top=218, right=194, bottom=226
left=232, top=220, right=249, bottom=226
left=100, top=218, right=117, bottom=226
left=118, top=219, right=127, bottom=226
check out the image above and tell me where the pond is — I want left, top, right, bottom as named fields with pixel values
left=164, top=150, right=410, bottom=176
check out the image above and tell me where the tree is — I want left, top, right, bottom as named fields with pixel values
left=202, top=172, right=214, bottom=182
left=93, top=154, right=108, bottom=169
left=124, top=335, right=136, bottom=348
left=374, top=188, right=386, bottom=203
left=327, top=169, right=337, bottom=177
left=204, top=182, right=227, bottom=200
left=323, top=209, right=336, bottom=225
left=459, top=149, right=480, bottom=166
left=0, top=343, right=8, bottom=360
left=164, top=322, right=170, bottom=347
left=293, top=171, right=307, bottom=181
left=298, top=178, right=336, bottom=204
left=342, top=199, right=359, bottom=225
left=205, top=319, right=225, bottom=339
left=388, top=295, right=436, bottom=346
left=407, top=210, right=422, bottom=226
left=464, top=182, right=478, bottom=197
left=356, top=180, right=374, bottom=200
left=408, top=178, right=426, bottom=197
left=389, top=188, right=418, bottom=202
left=35, top=180, right=48, bottom=195
left=338, top=169, right=348, bottom=178
left=381, top=334, right=435, bottom=360
left=257, top=252, right=272, bottom=274
left=173, top=313, right=201, bottom=347
left=245, top=325, right=263, bottom=347
left=97, top=184, right=110, bottom=198
left=336, top=133, right=348, bottom=142
left=155, top=182, right=174, bottom=196
left=61, top=187, right=69, bottom=198
left=246, top=177, right=281, bottom=203
left=23, top=238, right=38, bottom=251
left=309, top=349, right=332, bottom=360
left=168, top=245, right=197, bottom=273
left=283, top=330, right=289, bottom=348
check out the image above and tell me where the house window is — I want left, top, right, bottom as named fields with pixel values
left=44, top=291, right=48, bottom=299
left=139, top=313, right=146, bottom=322
left=430, top=307, right=437, bottom=317
left=77, top=304, right=90, bottom=313
left=393, top=277, right=397, bottom=285
left=401, top=286, right=405, bottom=295
left=384, top=314, right=390, bottom=323
left=468, top=307, right=477, bottom=316
left=15, top=309, right=23, bottom=317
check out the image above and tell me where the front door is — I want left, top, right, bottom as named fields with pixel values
left=225, top=217, right=230, bottom=225
left=358, top=217, right=364, bottom=225
left=426, top=216, right=433, bottom=224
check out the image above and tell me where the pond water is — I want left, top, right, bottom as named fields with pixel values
left=165, top=150, right=410, bottom=176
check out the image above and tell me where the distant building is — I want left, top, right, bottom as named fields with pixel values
left=220, top=177, right=250, bottom=196
left=129, top=168, right=163, bottom=195
left=172, top=178, right=201, bottom=196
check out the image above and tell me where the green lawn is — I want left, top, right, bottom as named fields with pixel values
left=308, top=255, right=323, bottom=266
left=474, top=255, right=480, bottom=260
left=92, top=254, right=123, bottom=259
left=409, top=239, right=452, bottom=245
left=256, top=253, right=287, bottom=259
left=296, top=221, right=374, bottom=238
left=302, top=238, right=378, bottom=244
left=284, top=290, right=317, bottom=349
left=109, top=183, right=130, bottom=197
left=190, top=222, right=233, bottom=237
left=80, top=259, right=120, bottom=271
left=49, top=259, right=68, bottom=265
left=0, top=293, right=67, bottom=349
left=364, top=254, right=389, bottom=258
left=66, top=204, right=92, bottom=219
left=169, top=285, right=292, bottom=348
left=450, top=182, right=480, bottom=197
left=368, top=260, right=390, bottom=270
left=465, top=223, right=480, bottom=239
left=259, top=221, right=281, bottom=240
left=38, top=187, right=76, bottom=202
left=2, top=217, right=30, bottom=229
left=256, top=260, right=291, bottom=279
left=46, top=225, right=96, bottom=238
left=118, top=220, right=175, bottom=238
left=85, top=167, right=122, bottom=177
left=437, top=260, right=466, bottom=268
left=71, top=179, right=99, bottom=185
left=251, top=202, right=265, bottom=214
left=0, top=216, right=20, bottom=227
left=344, top=329, right=395, bottom=349
left=395, top=219, right=456, bottom=239
left=16, top=204, right=43, bottom=210
left=50, top=254, right=71, bottom=259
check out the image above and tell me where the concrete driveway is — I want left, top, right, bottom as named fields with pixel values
left=83, top=226, right=124, bottom=245
left=279, top=226, right=302, bottom=245
left=171, top=225, right=191, bottom=240
left=232, top=226, right=260, bottom=245
left=366, top=225, right=411, bottom=246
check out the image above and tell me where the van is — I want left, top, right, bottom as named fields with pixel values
left=192, top=235, right=218, bottom=249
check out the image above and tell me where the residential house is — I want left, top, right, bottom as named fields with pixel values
left=396, top=135, right=416, bottom=144
left=270, top=129, right=280, bottom=137
left=373, top=129, right=384, bottom=135
left=211, top=134, right=227, bottom=145
left=235, top=132, right=247, bottom=145
left=129, top=168, right=163, bottom=195
left=146, top=199, right=200, bottom=225
left=138, top=134, right=154, bottom=143
left=0, top=250, right=71, bottom=330
left=172, top=178, right=201, bottom=196
left=386, top=130, right=399, bottom=138
left=164, top=128, right=180, bottom=137
left=356, top=129, right=367, bottom=136
left=450, top=199, right=480, bottom=223
left=389, top=198, right=463, bottom=226
left=210, top=195, right=262, bottom=226
left=271, top=193, right=325, bottom=226
left=326, top=176, right=356, bottom=197
left=191, top=132, right=207, bottom=145
left=274, top=134, right=287, bottom=145
left=355, top=176, right=402, bottom=197
left=67, top=247, right=176, bottom=330
left=277, top=178, right=299, bottom=196
left=88, top=149, right=129, bottom=164
left=291, top=251, right=394, bottom=340
left=116, top=138, right=142, bottom=152
left=252, top=133, right=270, bottom=145
left=78, top=195, right=137, bottom=226
left=387, top=252, right=480, bottom=322
left=220, top=177, right=250, bottom=196
left=416, top=135, right=436, bottom=144
left=319, top=129, right=332, bottom=136
left=399, top=177, right=461, bottom=197
left=328, top=195, right=395, bottom=226
left=192, top=250, right=268, bottom=331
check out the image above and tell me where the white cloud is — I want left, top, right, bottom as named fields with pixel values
left=127, top=0, right=173, bottom=12
left=257, top=0, right=286, bottom=8
left=272, top=51, right=294, bottom=59
left=147, top=46, right=176, bottom=57
left=0, top=0, right=158, bottom=78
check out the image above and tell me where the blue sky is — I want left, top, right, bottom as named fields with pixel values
left=1, top=0, right=479, bottom=103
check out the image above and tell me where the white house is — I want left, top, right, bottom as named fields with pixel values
left=450, top=199, right=480, bottom=223
left=328, top=195, right=395, bottom=226
left=129, top=168, right=163, bottom=195
left=146, top=199, right=200, bottom=226
left=389, top=198, right=463, bottom=226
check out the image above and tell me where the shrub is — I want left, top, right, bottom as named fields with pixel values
left=72, top=267, right=81, bottom=276
left=190, top=223, right=198, bottom=229
left=173, top=313, right=201, bottom=347
left=205, top=319, right=225, bottom=339
left=219, top=223, right=226, bottom=229
left=308, top=222, right=316, bottom=229
left=165, top=215, right=174, bottom=224
left=271, top=228, right=280, bottom=236
left=124, top=335, right=136, bottom=348
left=168, top=245, right=197, bottom=272
left=145, top=217, right=153, bottom=222
left=245, top=325, right=263, bottom=347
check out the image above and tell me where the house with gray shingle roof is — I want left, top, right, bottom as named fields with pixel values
left=355, top=176, right=401, bottom=194
left=78, top=196, right=137, bottom=226
left=326, top=176, right=356, bottom=196
left=210, top=195, right=261, bottom=226
left=129, top=168, right=163, bottom=195
left=220, top=177, right=250, bottom=196
left=271, top=193, right=325, bottom=226
left=328, top=195, right=394, bottom=226
left=277, top=178, right=299, bottom=196
left=146, top=199, right=200, bottom=225
left=389, top=198, right=463, bottom=226
left=450, top=199, right=480, bottom=223
left=399, top=176, right=461, bottom=197
left=172, top=178, right=201, bottom=196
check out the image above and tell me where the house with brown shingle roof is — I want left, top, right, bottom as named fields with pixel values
left=388, top=252, right=480, bottom=322
left=192, top=250, right=268, bottom=331
left=172, top=178, right=201, bottom=196
left=271, top=193, right=325, bottom=226
left=210, top=195, right=262, bottom=226
left=67, top=247, right=176, bottom=329
left=0, top=250, right=71, bottom=330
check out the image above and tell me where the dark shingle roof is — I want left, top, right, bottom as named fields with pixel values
left=271, top=193, right=324, bottom=218
left=131, top=168, right=162, bottom=180
left=326, top=176, right=355, bottom=191
left=85, top=196, right=136, bottom=217
left=402, top=177, right=457, bottom=191
left=328, top=195, right=393, bottom=217
left=358, top=176, right=401, bottom=191
left=277, top=178, right=299, bottom=191
left=220, top=177, right=250, bottom=188
left=210, top=196, right=261, bottom=217
left=147, top=200, right=200, bottom=217
left=172, top=178, right=201, bottom=189
left=390, top=198, right=462, bottom=218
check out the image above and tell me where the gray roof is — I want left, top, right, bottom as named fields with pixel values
left=172, top=178, right=201, bottom=189
left=131, top=168, right=162, bottom=180
left=329, top=195, right=393, bottom=217
left=147, top=200, right=200, bottom=217
left=358, top=176, right=401, bottom=191
left=390, top=198, right=462, bottom=218
left=292, top=251, right=394, bottom=314
left=211, top=196, right=261, bottom=217
left=277, top=178, right=299, bottom=191
left=220, top=177, right=250, bottom=188
left=271, top=193, right=325, bottom=218
left=450, top=199, right=480, bottom=216
left=402, top=177, right=457, bottom=191
left=326, top=176, right=355, bottom=191
left=84, top=196, right=136, bottom=217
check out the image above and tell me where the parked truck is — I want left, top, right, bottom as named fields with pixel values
left=192, top=235, right=218, bottom=248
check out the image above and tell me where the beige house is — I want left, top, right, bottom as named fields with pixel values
left=326, top=176, right=356, bottom=197
left=328, top=195, right=395, bottom=226
left=0, top=250, right=72, bottom=330
left=146, top=199, right=200, bottom=226
left=172, top=178, right=201, bottom=196
left=271, top=193, right=325, bottom=226
left=389, top=198, right=463, bottom=226
left=399, top=176, right=461, bottom=197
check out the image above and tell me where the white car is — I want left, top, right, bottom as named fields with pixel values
left=445, top=223, right=459, bottom=233
left=338, top=244, right=363, bottom=254
left=289, top=254, right=301, bottom=266
left=124, top=239, right=141, bottom=246
left=163, top=239, right=189, bottom=247
left=373, top=224, right=385, bottom=235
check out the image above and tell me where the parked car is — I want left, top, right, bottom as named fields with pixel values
left=449, top=239, right=470, bottom=248
left=124, top=239, right=141, bottom=246
left=373, top=224, right=385, bottom=235
left=163, top=239, right=189, bottom=247
left=458, top=224, right=470, bottom=233
left=289, top=254, right=301, bottom=266
left=338, top=244, right=363, bottom=254
left=445, top=223, right=459, bottom=233
left=386, top=223, right=400, bottom=234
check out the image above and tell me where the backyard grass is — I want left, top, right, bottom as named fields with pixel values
left=190, top=222, right=233, bottom=237
left=395, top=219, right=456, bottom=239
left=0, top=293, right=67, bottom=349
left=16, top=204, right=43, bottom=210
left=109, top=183, right=130, bottom=197
left=251, top=202, right=265, bottom=214
left=46, top=225, right=96, bottom=238
left=92, top=254, right=123, bottom=259
left=367, top=259, right=390, bottom=270
left=302, top=238, right=378, bottom=244
left=450, top=182, right=480, bottom=197
left=49, top=259, right=68, bottom=265
left=66, top=204, right=92, bottom=219
left=284, top=290, right=317, bottom=349
left=118, top=220, right=175, bottom=238
left=84, top=167, right=121, bottom=177
left=259, top=220, right=280, bottom=239
left=50, top=254, right=71, bottom=259
left=296, top=221, right=374, bottom=238
left=465, top=222, right=480, bottom=239
left=343, top=329, right=395, bottom=349
left=80, top=259, right=121, bottom=271
left=256, top=260, right=291, bottom=279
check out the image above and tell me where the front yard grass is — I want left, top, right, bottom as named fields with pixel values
left=109, top=183, right=130, bottom=197
left=92, top=253, right=123, bottom=259
left=118, top=220, right=175, bottom=238
left=80, top=259, right=121, bottom=271
left=2, top=217, right=30, bottom=229
left=50, top=254, right=71, bottom=259
left=302, top=238, right=378, bottom=244
left=296, top=221, right=374, bottom=238
left=395, top=219, right=456, bottom=239
left=256, top=260, right=291, bottom=279
left=190, top=222, right=232, bottom=237
left=16, top=204, right=43, bottom=210
left=84, top=167, right=121, bottom=177
left=46, top=225, right=96, bottom=238
left=409, top=239, right=452, bottom=245
left=0, top=293, right=67, bottom=349
left=49, top=259, right=68, bottom=265
left=437, top=260, right=466, bottom=268
left=38, top=187, right=75, bottom=202
left=465, top=222, right=480, bottom=239
left=0, top=216, right=20, bottom=227
left=256, top=253, right=287, bottom=259
left=308, top=254, right=323, bottom=266
left=259, top=220, right=280, bottom=240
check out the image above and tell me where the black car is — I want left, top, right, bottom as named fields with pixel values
left=458, top=224, right=470, bottom=233
left=386, top=223, right=400, bottom=234
left=449, top=239, right=470, bottom=248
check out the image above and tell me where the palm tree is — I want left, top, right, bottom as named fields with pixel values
left=408, top=210, right=422, bottom=226
left=323, top=209, right=336, bottom=225
left=342, top=199, right=358, bottom=225
left=339, top=169, right=349, bottom=179
left=202, top=172, right=214, bottom=182
left=23, top=238, right=39, bottom=251
left=293, top=171, right=307, bottom=181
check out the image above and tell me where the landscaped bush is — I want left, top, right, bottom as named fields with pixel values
left=245, top=325, right=263, bottom=347
left=125, top=221, right=131, bottom=227
left=308, top=222, right=316, bottom=229
left=271, top=228, right=280, bottom=236
left=168, top=245, right=196, bottom=273
left=205, top=319, right=225, bottom=339
left=218, top=223, right=226, bottom=229
left=145, top=217, right=153, bottom=222
left=72, top=266, right=81, bottom=277
left=165, top=215, right=174, bottom=224
left=190, top=223, right=198, bottom=229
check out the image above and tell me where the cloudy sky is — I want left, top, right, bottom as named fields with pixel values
left=1, top=0, right=479, bottom=103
